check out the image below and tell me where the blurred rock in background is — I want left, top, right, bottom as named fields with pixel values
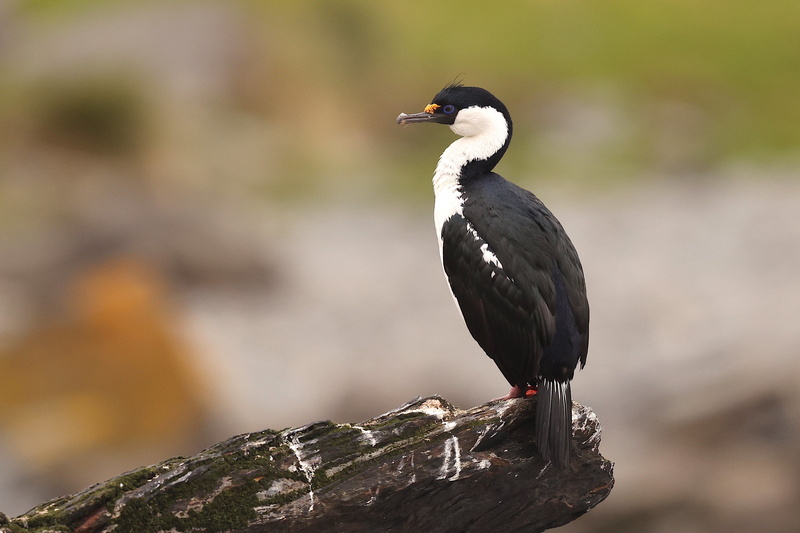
left=0, top=257, right=208, bottom=498
left=0, top=1, right=799, bottom=532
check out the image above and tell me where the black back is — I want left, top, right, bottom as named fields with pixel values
left=440, top=174, right=589, bottom=387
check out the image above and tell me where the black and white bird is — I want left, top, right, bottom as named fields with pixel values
left=397, top=84, right=589, bottom=467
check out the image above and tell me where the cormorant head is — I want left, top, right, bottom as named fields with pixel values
left=396, top=83, right=512, bottom=141
left=397, top=83, right=513, bottom=175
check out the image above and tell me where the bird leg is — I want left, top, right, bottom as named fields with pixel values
left=495, top=385, right=538, bottom=400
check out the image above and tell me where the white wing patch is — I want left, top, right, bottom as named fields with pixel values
left=465, top=220, right=505, bottom=270
left=479, top=242, right=503, bottom=269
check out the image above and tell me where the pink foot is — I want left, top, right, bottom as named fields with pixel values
left=494, top=385, right=537, bottom=401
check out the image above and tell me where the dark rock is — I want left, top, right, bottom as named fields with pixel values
left=4, top=396, right=613, bottom=533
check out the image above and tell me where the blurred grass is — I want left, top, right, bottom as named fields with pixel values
left=6, top=0, right=800, bottom=199
left=256, top=1, right=800, bottom=149
left=253, top=0, right=800, bottom=191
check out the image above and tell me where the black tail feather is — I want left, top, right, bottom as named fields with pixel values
left=536, top=379, right=573, bottom=468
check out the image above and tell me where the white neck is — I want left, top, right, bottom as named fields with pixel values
left=432, top=106, right=509, bottom=236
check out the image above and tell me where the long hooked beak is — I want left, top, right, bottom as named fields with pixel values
left=396, top=111, right=438, bottom=125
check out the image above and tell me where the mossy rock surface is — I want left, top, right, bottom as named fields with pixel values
left=3, top=396, right=613, bottom=533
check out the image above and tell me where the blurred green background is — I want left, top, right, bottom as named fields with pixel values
left=1, top=1, right=799, bottom=531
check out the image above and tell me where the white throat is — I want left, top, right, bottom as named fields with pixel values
left=432, top=105, right=509, bottom=240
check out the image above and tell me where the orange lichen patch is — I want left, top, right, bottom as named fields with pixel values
left=424, top=103, right=440, bottom=114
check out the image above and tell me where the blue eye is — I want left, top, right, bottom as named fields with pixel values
left=443, top=104, right=456, bottom=114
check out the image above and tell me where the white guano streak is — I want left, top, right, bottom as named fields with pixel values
left=288, top=435, right=317, bottom=511
left=438, top=421, right=462, bottom=482
left=438, top=436, right=461, bottom=481
left=350, top=424, right=378, bottom=447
